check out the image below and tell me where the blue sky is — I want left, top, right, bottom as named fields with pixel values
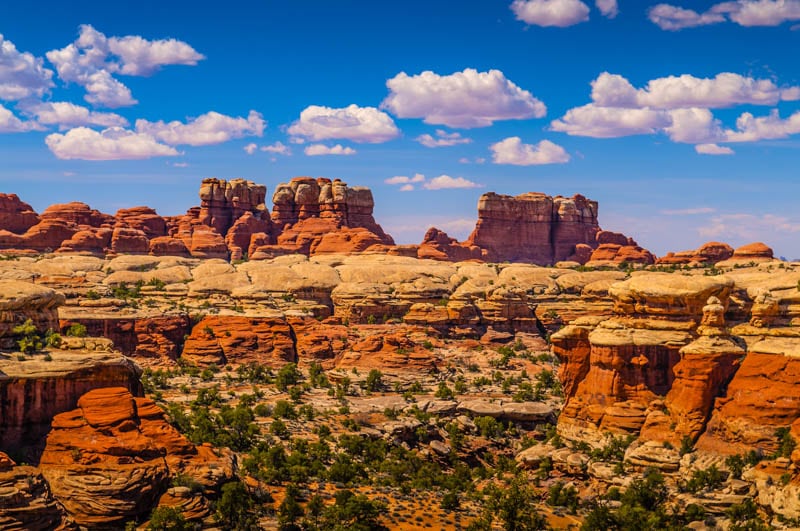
left=1, top=0, right=800, bottom=257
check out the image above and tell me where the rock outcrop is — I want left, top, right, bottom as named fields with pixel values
left=657, top=241, right=734, bottom=266
left=464, top=192, right=601, bottom=265
left=181, top=315, right=297, bottom=367
left=39, top=387, right=234, bottom=527
left=0, top=193, right=39, bottom=234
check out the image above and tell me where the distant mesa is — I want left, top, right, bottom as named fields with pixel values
left=0, top=179, right=774, bottom=266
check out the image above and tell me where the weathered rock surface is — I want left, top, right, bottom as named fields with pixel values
left=464, top=192, right=601, bottom=265
left=0, top=194, right=39, bottom=234
left=181, top=315, right=296, bottom=367
left=0, top=350, right=142, bottom=451
left=39, top=387, right=234, bottom=527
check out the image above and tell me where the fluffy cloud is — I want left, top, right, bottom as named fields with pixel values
left=591, top=72, right=798, bottom=109
left=553, top=71, right=800, bottom=149
left=385, top=174, right=426, bottom=185
left=261, top=141, right=291, bottom=155
left=384, top=173, right=479, bottom=191
left=650, top=1, right=800, bottom=30
left=730, top=0, right=800, bottom=26
left=551, top=104, right=671, bottom=137
left=510, top=0, right=591, bottom=27
left=490, top=137, right=570, bottom=165
left=596, top=0, right=619, bottom=17
left=107, top=34, right=204, bottom=76
left=723, top=109, right=800, bottom=142
left=423, top=175, right=481, bottom=190
left=664, top=108, right=724, bottom=143
left=648, top=4, right=727, bottom=30
left=695, top=143, right=735, bottom=155
left=382, top=68, right=546, bottom=128
left=288, top=104, right=399, bottom=143
left=415, top=130, right=472, bottom=148
left=0, top=104, right=43, bottom=133
left=135, top=110, right=265, bottom=146
left=21, top=101, right=128, bottom=129
left=0, top=34, right=54, bottom=100
left=304, top=144, right=357, bottom=156
left=45, top=126, right=179, bottom=160
left=244, top=141, right=291, bottom=155
left=46, top=25, right=203, bottom=108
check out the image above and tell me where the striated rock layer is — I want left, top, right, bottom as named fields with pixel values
left=39, top=387, right=234, bottom=527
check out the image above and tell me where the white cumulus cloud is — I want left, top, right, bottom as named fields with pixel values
left=46, top=24, right=203, bottom=108
left=0, top=34, right=54, bottom=100
left=384, top=173, right=479, bottom=191
left=385, top=174, right=426, bottom=185
left=723, top=109, right=800, bottom=142
left=135, top=110, right=265, bottom=146
left=591, top=72, right=798, bottom=109
left=648, top=4, right=727, bottom=30
left=490, top=137, right=570, bottom=165
left=0, top=103, right=44, bottom=133
left=45, top=126, right=179, bottom=160
left=423, top=175, right=481, bottom=190
left=304, top=144, right=357, bottom=156
left=510, top=0, right=591, bottom=27
left=650, top=1, right=800, bottom=30
left=288, top=104, right=399, bottom=143
left=416, top=130, right=472, bottom=147
left=107, top=34, right=204, bottom=76
left=20, top=101, right=128, bottom=129
left=244, top=143, right=258, bottom=155
left=261, top=141, right=291, bottom=155
left=382, top=68, right=546, bottom=128
left=695, top=143, right=735, bottom=155
left=551, top=104, right=672, bottom=137
left=596, top=0, right=619, bottom=17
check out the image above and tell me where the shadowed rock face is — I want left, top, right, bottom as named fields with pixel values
left=464, top=192, right=601, bottom=265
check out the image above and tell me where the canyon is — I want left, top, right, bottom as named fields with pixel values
left=0, top=177, right=795, bottom=529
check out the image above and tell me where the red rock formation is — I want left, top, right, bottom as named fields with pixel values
left=639, top=297, right=744, bottom=445
left=0, top=455, right=67, bottom=530
left=417, top=228, right=483, bottom=262
left=464, top=192, right=600, bottom=265
left=697, top=349, right=800, bottom=455
left=39, top=387, right=233, bottom=527
left=60, top=315, right=191, bottom=364
left=110, top=226, right=149, bottom=254
left=115, top=207, right=167, bottom=238
left=0, top=350, right=142, bottom=451
left=732, top=242, right=774, bottom=261
left=181, top=315, right=297, bottom=367
left=39, top=202, right=112, bottom=227
left=288, top=316, right=349, bottom=367
left=567, top=243, right=594, bottom=264
left=269, top=177, right=394, bottom=255
left=595, top=230, right=634, bottom=246
left=333, top=326, right=439, bottom=373
left=56, top=227, right=112, bottom=254
left=0, top=193, right=39, bottom=234
left=188, top=226, right=229, bottom=259
left=0, top=219, right=78, bottom=252
left=225, top=211, right=272, bottom=261
left=588, top=243, right=655, bottom=265
left=198, top=177, right=267, bottom=235
left=657, top=241, right=734, bottom=265
left=149, top=236, right=191, bottom=257
left=551, top=321, right=594, bottom=400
